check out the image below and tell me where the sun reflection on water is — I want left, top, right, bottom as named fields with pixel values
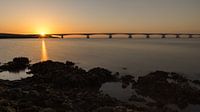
left=41, top=39, right=48, bottom=61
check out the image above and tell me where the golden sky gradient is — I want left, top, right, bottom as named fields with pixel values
left=0, top=0, right=200, bottom=34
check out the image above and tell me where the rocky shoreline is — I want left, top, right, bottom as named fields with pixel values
left=0, top=57, right=200, bottom=112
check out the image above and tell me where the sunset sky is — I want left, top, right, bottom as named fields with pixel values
left=0, top=0, right=200, bottom=34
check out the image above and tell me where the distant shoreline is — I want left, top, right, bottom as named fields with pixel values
left=0, top=34, right=60, bottom=39
left=0, top=33, right=40, bottom=39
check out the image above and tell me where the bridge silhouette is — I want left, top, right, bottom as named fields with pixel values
left=48, top=33, right=200, bottom=39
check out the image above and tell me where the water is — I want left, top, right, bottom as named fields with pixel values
left=0, top=69, right=33, bottom=81
left=1, top=38, right=200, bottom=111
left=0, top=38, right=200, bottom=79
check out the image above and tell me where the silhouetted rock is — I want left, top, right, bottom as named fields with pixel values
left=49, top=70, right=90, bottom=88
left=66, top=61, right=75, bottom=67
left=28, top=60, right=66, bottom=75
left=0, top=58, right=200, bottom=112
left=87, top=67, right=117, bottom=86
left=0, top=106, right=16, bottom=112
left=120, top=75, right=135, bottom=88
left=0, top=57, right=29, bottom=72
left=192, top=80, right=200, bottom=85
left=134, top=71, right=200, bottom=109
left=39, top=108, right=56, bottom=112
left=27, top=61, right=118, bottom=89
left=168, top=72, right=188, bottom=83
left=129, top=95, right=146, bottom=102
left=93, top=106, right=113, bottom=112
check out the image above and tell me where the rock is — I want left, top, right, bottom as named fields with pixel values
left=134, top=71, right=200, bottom=109
left=93, top=106, right=129, bottom=112
left=121, top=75, right=135, bottom=88
left=87, top=67, right=117, bottom=86
left=113, top=106, right=128, bottom=112
left=168, top=72, right=188, bottom=83
left=66, top=61, right=75, bottom=67
left=192, top=80, right=200, bottom=85
left=122, top=67, right=127, bottom=70
left=0, top=99, right=10, bottom=106
left=58, top=73, right=90, bottom=88
left=0, top=57, right=29, bottom=72
left=121, top=75, right=134, bottom=83
left=13, top=57, right=29, bottom=65
left=2, top=58, right=200, bottom=112
left=28, top=60, right=66, bottom=75
left=5, top=88, right=23, bottom=100
left=0, top=106, right=16, bottom=112
left=27, top=61, right=117, bottom=88
left=39, top=108, right=56, bottom=112
left=93, top=106, right=114, bottom=112
left=29, top=90, right=40, bottom=97
left=19, top=106, right=39, bottom=112
left=129, top=95, right=146, bottom=102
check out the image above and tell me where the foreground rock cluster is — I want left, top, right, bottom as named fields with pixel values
left=0, top=57, right=200, bottom=112
left=0, top=57, right=29, bottom=72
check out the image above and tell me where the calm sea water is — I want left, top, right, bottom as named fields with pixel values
left=1, top=38, right=200, bottom=111
left=0, top=38, right=200, bottom=79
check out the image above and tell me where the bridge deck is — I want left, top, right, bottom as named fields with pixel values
left=48, top=33, right=200, bottom=38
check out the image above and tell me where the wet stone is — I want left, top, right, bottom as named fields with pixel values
left=0, top=57, right=30, bottom=72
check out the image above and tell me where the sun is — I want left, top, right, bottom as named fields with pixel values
left=36, top=26, right=50, bottom=37
left=40, top=32, right=46, bottom=37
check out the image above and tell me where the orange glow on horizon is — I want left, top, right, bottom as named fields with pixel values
left=36, top=26, right=50, bottom=35
left=40, top=32, right=46, bottom=37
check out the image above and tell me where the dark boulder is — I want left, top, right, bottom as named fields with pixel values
left=28, top=61, right=117, bottom=89
left=50, top=70, right=90, bottom=88
left=39, top=108, right=56, bottom=112
left=120, top=75, right=135, bottom=88
left=28, top=60, right=66, bottom=75
left=192, top=80, right=200, bottom=85
left=0, top=57, right=30, bottom=72
left=0, top=106, right=16, bottom=112
left=129, top=95, right=146, bottom=102
left=87, top=67, right=117, bottom=86
left=168, top=72, right=188, bottom=83
left=134, top=71, right=200, bottom=109
left=92, top=106, right=113, bottom=112
left=66, top=61, right=75, bottom=68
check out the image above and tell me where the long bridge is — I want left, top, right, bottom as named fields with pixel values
left=48, top=33, right=200, bottom=39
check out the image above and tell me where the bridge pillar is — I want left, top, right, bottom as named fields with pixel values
left=109, top=34, right=113, bottom=39
left=146, top=34, right=150, bottom=38
left=128, top=34, right=133, bottom=38
left=61, top=35, right=64, bottom=39
left=176, top=34, right=180, bottom=38
left=189, top=34, right=193, bottom=38
left=47, top=35, right=52, bottom=38
left=86, top=35, right=90, bottom=39
left=162, top=34, right=166, bottom=38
